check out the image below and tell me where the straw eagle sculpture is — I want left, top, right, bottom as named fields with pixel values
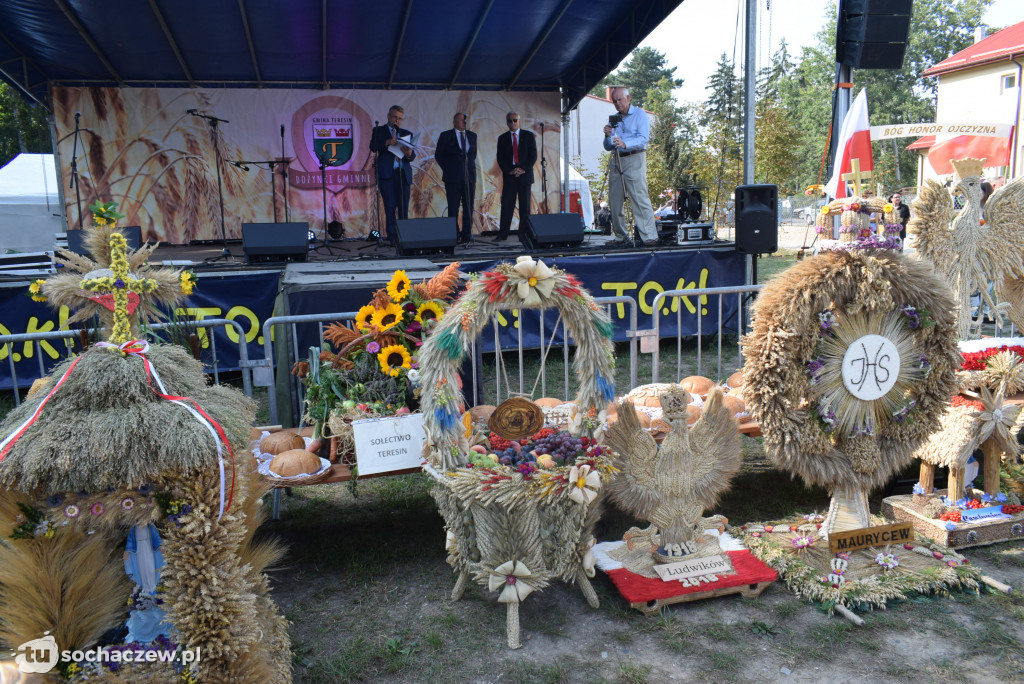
left=0, top=204, right=291, bottom=682
left=909, top=157, right=1024, bottom=338
left=604, top=385, right=741, bottom=553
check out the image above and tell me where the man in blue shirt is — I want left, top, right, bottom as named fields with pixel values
left=602, top=87, right=659, bottom=248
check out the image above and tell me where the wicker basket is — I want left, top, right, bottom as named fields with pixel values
left=257, top=457, right=333, bottom=488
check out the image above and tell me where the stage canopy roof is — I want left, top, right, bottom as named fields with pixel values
left=0, top=0, right=683, bottom=112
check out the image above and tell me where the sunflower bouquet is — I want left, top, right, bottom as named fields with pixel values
left=296, top=263, right=462, bottom=441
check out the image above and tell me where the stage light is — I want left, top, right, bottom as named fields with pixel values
left=307, top=230, right=316, bottom=242
left=327, top=220, right=344, bottom=240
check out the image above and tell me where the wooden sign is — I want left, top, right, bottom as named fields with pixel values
left=828, top=522, right=914, bottom=554
left=654, top=554, right=733, bottom=582
left=352, top=413, right=425, bottom=476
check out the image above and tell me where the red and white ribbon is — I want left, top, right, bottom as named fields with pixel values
left=0, top=340, right=235, bottom=521
left=0, top=356, right=84, bottom=462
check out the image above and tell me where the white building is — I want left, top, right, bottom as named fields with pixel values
left=912, top=22, right=1024, bottom=186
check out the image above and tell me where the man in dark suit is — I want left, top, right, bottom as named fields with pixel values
left=496, top=111, right=537, bottom=242
left=435, top=112, right=477, bottom=244
left=369, top=105, right=416, bottom=245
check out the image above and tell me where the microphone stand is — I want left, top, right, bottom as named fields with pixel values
left=230, top=159, right=292, bottom=223
left=359, top=121, right=387, bottom=253
left=280, top=125, right=290, bottom=222
left=69, top=112, right=84, bottom=229
left=611, top=123, right=637, bottom=247
left=539, top=121, right=549, bottom=214
left=316, top=158, right=336, bottom=255
left=189, top=110, right=234, bottom=261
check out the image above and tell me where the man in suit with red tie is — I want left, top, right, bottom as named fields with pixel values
left=435, top=112, right=477, bottom=244
left=369, top=105, right=416, bottom=246
left=495, top=111, right=537, bottom=242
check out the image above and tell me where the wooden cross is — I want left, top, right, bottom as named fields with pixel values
left=79, top=232, right=156, bottom=344
left=841, top=158, right=873, bottom=197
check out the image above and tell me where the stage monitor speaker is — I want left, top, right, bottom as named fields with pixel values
left=241, top=222, right=309, bottom=263
left=66, top=226, right=142, bottom=256
left=521, top=213, right=584, bottom=250
left=394, top=217, right=457, bottom=256
left=837, top=0, right=913, bottom=70
left=735, top=184, right=778, bottom=254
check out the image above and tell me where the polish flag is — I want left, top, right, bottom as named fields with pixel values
left=825, top=89, right=873, bottom=199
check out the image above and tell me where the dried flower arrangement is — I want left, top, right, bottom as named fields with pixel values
left=418, top=256, right=617, bottom=648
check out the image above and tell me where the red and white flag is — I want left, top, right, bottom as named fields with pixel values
left=825, top=89, right=874, bottom=199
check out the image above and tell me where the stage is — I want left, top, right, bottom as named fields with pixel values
left=0, top=233, right=747, bottom=390
left=140, top=230, right=733, bottom=272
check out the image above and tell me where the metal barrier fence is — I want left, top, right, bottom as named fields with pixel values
left=1, top=319, right=254, bottom=406
left=650, top=284, right=763, bottom=383
left=257, top=296, right=639, bottom=427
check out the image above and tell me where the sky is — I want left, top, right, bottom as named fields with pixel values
left=638, top=0, right=1024, bottom=105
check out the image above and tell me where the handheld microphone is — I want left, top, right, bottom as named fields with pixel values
left=280, top=124, right=285, bottom=136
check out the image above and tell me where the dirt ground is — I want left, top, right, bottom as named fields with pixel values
left=263, top=465, right=1024, bottom=684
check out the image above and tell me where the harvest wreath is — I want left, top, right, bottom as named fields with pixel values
left=418, top=256, right=617, bottom=648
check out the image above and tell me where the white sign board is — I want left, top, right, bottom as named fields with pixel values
left=842, top=334, right=899, bottom=401
left=869, top=123, right=1013, bottom=140
left=352, top=413, right=426, bottom=476
left=654, top=554, right=733, bottom=582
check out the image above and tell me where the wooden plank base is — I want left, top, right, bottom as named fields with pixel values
left=883, top=492, right=1024, bottom=549
left=630, top=580, right=774, bottom=616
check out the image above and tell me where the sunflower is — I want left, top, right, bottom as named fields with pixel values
left=371, top=302, right=404, bottom=332
left=377, top=344, right=412, bottom=377
left=415, top=301, right=445, bottom=325
left=386, top=270, right=412, bottom=302
left=355, top=304, right=377, bottom=330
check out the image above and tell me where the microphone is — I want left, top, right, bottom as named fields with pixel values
left=280, top=124, right=284, bottom=136
left=230, top=161, right=250, bottom=171
left=74, top=111, right=81, bottom=121
left=187, top=109, right=198, bottom=115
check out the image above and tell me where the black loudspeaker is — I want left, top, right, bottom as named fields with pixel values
left=66, top=226, right=142, bottom=256
left=394, top=217, right=457, bottom=256
left=735, top=184, right=778, bottom=254
left=837, top=0, right=913, bottom=70
left=521, top=213, right=584, bottom=250
left=241, top=222, right=309, bottom=263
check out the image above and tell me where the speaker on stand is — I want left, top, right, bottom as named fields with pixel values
left=734, top=184, right=779, bottom=287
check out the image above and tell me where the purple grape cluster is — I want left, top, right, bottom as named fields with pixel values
left=494, top=431, right=597, bottom=468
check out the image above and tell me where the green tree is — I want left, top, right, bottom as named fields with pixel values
left=692, top=55, right=744, bottom=214
left=0, top=83, right=51, bottom=168
left=590, top=46, right=683, bottom=108
left=754, top=102, right=801, bottom=195
left=646, top=77, right=696, bottom=196
left=776, top=0, right=992, bottom=194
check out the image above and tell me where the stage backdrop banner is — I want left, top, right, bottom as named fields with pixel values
left=0, top=271, right=280, bottom=390
left=52, top=87, right=562, bottom=244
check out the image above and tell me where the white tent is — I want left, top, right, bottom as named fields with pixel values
left=564, top=164, right=594, bottom=229
left=0, top=153, right=63, bottom=253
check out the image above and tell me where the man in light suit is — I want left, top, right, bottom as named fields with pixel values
left=435, top=112, right=477, bottom=244
left=369, top=104, right=416, bottom=246
left=495, top=111, right=537, bottom=242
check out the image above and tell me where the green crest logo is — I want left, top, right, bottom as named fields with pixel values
left=312, top=123, right=352, bottom=166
